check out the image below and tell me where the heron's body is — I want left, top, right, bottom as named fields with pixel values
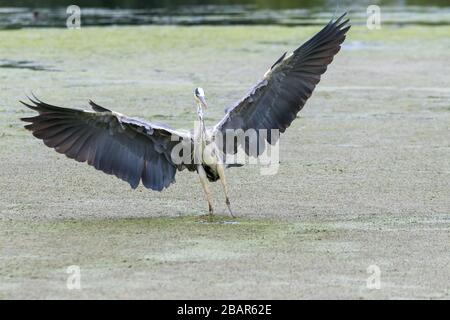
left=21, top=14, right=350, bottom=216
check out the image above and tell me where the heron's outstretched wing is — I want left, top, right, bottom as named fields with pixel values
left=214, top=13, right=350, bottom=155
left=21, top=97, right=194, bottom=191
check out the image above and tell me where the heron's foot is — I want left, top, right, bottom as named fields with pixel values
left=226, top=198, right=236, bottom=218
left=198, top=205, right=214, bottom=222
left=208, top=203, right=214, bottom=216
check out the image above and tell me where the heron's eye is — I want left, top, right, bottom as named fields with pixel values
left=194, top=88, right=200, bottom=96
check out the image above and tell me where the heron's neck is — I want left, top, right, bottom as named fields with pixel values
left=197, top=105, right=204, bottom=123
left=196, top=105, right=206, bottom=140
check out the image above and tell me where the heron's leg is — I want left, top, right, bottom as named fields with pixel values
left=197, top=165, right=214, bottom=216
left=217, top=163, right=235, bottom=218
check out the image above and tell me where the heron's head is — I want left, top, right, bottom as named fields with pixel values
left=194, top=87, right=207, bottom=110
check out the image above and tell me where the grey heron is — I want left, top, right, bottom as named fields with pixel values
left=21, top=14, right=350, bottom=217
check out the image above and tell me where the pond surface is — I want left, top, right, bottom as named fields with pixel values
left=0, top=0, right=449, bottom=28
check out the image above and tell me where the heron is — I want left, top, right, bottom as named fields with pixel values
left=21, top=14, right=350, bottom=217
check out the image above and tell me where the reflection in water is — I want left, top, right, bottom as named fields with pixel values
left=0, top=59, right=57, bottom=71
left=0, top=0, right=449, bottom=28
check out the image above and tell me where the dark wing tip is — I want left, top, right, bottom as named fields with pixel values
left=22, top=94, right=47, bottom=109
left=19, top=100, right=37, bottom=109
left=270, top=52, right=287, bottom=70
left=330, top=12, right=351, bottom=30
left=25, top=92, right=45, bottom=107
left=20, top=116, right=37, bottom=122
left=89, top=100, right=111, bottom=113
left=335, top=12, right=348, bottom=23
left=335, top=12, right=351, bottom=30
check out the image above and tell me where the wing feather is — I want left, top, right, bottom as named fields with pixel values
left=215, top=13, right=350, bottom=155
left=21, top=97, right=194, bottom=191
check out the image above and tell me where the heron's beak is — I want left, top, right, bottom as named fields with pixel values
left=199, top=96, right=208, bottom=109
